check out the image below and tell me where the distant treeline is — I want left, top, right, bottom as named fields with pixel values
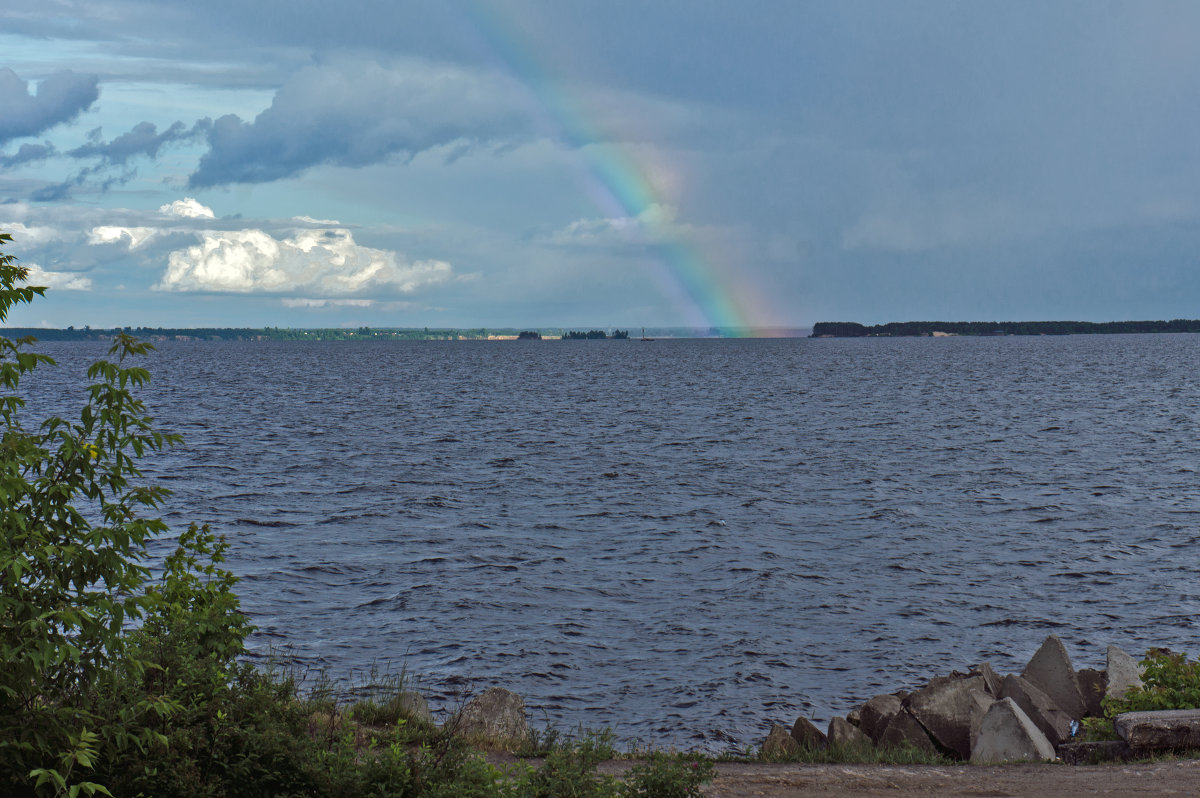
left=560, top=329, right=629, bottom=340
left=811, top=320, right=1200, bottom=338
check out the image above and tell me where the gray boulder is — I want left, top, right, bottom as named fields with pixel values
left=1000, top=673, right=1073, bottom=746
left=1021, top=634, right=1086, bottom=720
left=790, top=715, right=828, bottom=749
left=970, top=697, right=1056, bottom=764
left=1116, top=709, right=1200, bottom=750
left=858, top=693, right=903, bottom=743
left=397, top=691, right=433, bottom=723
left=452, top=687, right=528, bottom=746
left=1107, top=645, right=1144, bottom=701
left=904, top=675, right=989, bottom=759
left=828, top=716, right=872, bottom=749
left=877, top=708, right=938, bottom=755
left=762, top=723, right=801, bottom=757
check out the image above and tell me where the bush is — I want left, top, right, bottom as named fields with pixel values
left=0, top=232, right=179, bottom=795
left=1105, top=648, right=1200, bottom=716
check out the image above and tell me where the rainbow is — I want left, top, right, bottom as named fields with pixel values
left=457, top=2, right=770, bottom=335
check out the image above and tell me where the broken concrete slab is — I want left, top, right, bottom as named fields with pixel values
left=1076, top=668, right=1106, bottom=717
left=904, top=675, right=988, bottom=759
left=1021, top=634, right=1086, bottom=720
left=878, top=708, right=938, bottom=755
left=790, top=715, right=828, bottom=750
left=858, top=694, right=903, bottom=743
left=970, top=697, right=1057, bottom=764
left=969, top=662, right=1003, bottom=696
left=1057, top=740, right=1136, bottom=765
left=1107, top=645, right=1144, bottom=701
left=967, top=689, right=997, bottom=753
left=762, top=723, right=801, bottom=757
left=999, top=673, right=1073, bottom=746
left=1115, top=709, right=1200, bottom=750
left=828, top=716, right=872, bottom=749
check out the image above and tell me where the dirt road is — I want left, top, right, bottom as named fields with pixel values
left=700, top=759, right=1200, bottom=797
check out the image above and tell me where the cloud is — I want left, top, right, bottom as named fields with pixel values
left=539, top=203, right=687, bottom=249
left=154, top=224, right=453, bottom=296
left=68, top=120, right=210, bottom=166
left=280, top=298, right=376, bottom=308
left=86, top=199, right=215, bottom=251
left=160, top=197, right=216, bottom=219
left=0, top=142, right=56, bottom=170
left=188, top=57, right=530, bottom=187
left=23, top=263, right=92, bottom=291
left=840, top=194, right=1027, bottom=254
left=89, top=225, right=158, bottom=250
left=0, top=69, right=100, bottom=146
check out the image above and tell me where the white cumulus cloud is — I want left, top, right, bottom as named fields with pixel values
left=89, top=225, right=158, bottom=249
left=24, top=264, right=92, bottom=290
left=154, top=225, right=453, bottom=296
left=160, top=197, right=215, bottom=219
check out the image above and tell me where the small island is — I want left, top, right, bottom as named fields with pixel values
left=811, top=319, right=1200, bottom=337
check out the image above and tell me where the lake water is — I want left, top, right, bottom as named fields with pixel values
left=17, top=334, right=1200, bottom=750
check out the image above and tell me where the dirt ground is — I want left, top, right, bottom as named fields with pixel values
left=496, top=754, right=1200, bottom=796
left=691, top=759, right=1200, bottom=797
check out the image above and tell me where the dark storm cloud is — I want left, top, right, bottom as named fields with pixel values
left=188, top=58, right=531, bottom=188
left=0, top=142, right=56, bottom=170
left=68, top=120, right=211, bottom=166
left=0, top=69, right=100, bottom=145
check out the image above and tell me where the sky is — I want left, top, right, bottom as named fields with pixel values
left=3, top=1, right=1200, bottom=330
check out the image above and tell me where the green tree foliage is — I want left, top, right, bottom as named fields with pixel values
left=0, top=232, right=178, bottom=794
left=0, top=233, right=259, bottom=796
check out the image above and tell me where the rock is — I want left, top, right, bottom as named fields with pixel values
left=904, top=675, right=988, bottom=759
left=397, top=691, right=433, bottom=723
left=969, top=662, right=1003, bottom=696
left=1115, top=709, right=1200, bottom=750
left=1107, top=645, right=1144, bottom=701
left=452, top=687, right=528, bottom=746
left=790, top=715, right=828, bottom=749
left=877, top=708, right=938, bottom=755
left=828, top=716, right=872, bottom=749
left=970, top=697, right=1056, bottom=764
left=1076, top=668, right=1106, bottom=717
left=859, top=694, right=903, bottom=743
left=1000, top=673, right=1073, bottom=746
left=1021, top=634, right=1086, bottom=720
left=846, top=706, right=862, bottom=727
left=1057, top=740, right=1136, bottom=765
left=762, top=723, right=801, bottom=757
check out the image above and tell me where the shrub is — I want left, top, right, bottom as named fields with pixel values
left=1105, top=648, right=1200, bottom=716
left=0, top=232, right=179, bottom=795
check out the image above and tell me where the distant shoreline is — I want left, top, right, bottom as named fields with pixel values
left=811, top=320, right=1200, bottom=338
left=0, top=326, right=813, bottom=342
